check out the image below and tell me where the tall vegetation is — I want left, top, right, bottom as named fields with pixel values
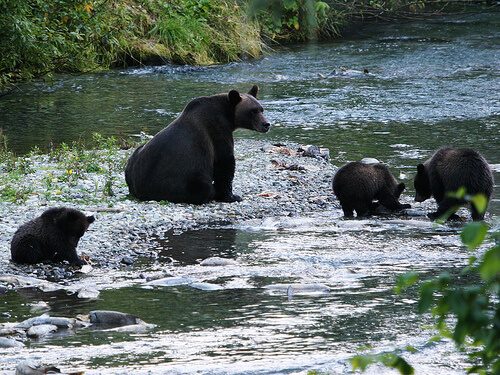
left=0, top=0, right=262, bottom=89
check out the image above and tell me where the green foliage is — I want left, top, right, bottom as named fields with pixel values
left=0, top=132, right=133, bottom=206
left=0, top=0, right=109, bottom=84
left=147, top=0, right=262, bottom=64
left=355, top=192, right=499, bottom=374
left=249, top=0, right=333, bottom=42
left=0, top=0, right=263, bottom=88
left=351, top=351, right=414, bottom=375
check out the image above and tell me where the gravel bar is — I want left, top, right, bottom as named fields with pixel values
left=0, top=139, right=338, bottom=279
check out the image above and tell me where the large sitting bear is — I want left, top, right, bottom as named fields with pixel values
left=125, top=85, right=270, bottom=204
left=414, top=147, right=494, bottom=221
left=332, top=161, right=411, bottom=217
left=11, top=207, right=95, bottom=266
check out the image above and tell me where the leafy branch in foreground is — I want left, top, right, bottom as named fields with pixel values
left=351, top=192, right=500, bottom=374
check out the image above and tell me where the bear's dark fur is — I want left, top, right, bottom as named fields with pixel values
left=332, top=161, right=411, bottom=217
left=414, top=147, right=494, bottom=221
left=10, top=207, right=95, bottom=266
left=125, top=85, right=270, bottom=204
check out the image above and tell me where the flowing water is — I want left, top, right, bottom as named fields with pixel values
left=1, top=12, right=500, bottom=375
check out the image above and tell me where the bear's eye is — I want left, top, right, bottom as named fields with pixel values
left=250, top=109, right=258, bottom=115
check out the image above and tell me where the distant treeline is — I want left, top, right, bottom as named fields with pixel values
left=0, top=0, right=496, bottom=89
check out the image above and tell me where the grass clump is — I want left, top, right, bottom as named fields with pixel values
left=147, top=0, right=262, bottom=65
left=0, top=132, right=136, bottom=207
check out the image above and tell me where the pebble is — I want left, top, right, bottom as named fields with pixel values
left=27, top=324, right=58, bottom=337
left=121, top=256, right=134, bottom=265
left=77, top=287, right=100, bottom=299
left=0, top=337, right=25, bottom=348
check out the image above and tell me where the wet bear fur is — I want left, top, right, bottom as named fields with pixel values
left=414, top=147, right=494, bottom=221
left=332, top=161, right=411, bottom=217
left=10, top=207, right=95, bottom=266
left=125, top=85, right=270, bottom=204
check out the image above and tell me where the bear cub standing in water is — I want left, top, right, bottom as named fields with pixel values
left=332, top=161, right=411, bottom=217
left=125, top=85, right=270, bottom=204
left=414, top=147, right=494, bottom=221
left=11, top=207, right=95, bottom=266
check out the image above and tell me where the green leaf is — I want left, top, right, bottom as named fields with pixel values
left=383, top=354, right=414, bottom=375
left=394, top=272, right=419, bottom=294
left=418, top=280, right=436, bottom=314
left=461, top=222, right=488, bottom=250
left=479, top=246, right=500, bottom=280
left=350, top=354, right=375, bottom=371
left=471, top=193, right=488, bottom=214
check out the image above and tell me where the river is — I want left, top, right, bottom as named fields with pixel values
left=1, top=12, right=499, bottom=375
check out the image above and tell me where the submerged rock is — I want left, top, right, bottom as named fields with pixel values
left=190, top=282, right=224, bottom=291
left=200, top=257, right=238, bottom=266
left=361, top=157, right=381, bottom=164
left=16, top=314, right=77, bottom=329
left=0, top=337, right=25, bottom=348
left=15, top=360, right=84, bottom=375
left=0, top=275, right=64, bottom=292
left=146, top=276, right=197, bottom=287
left=264, top=283, right=330, bottom=295
left=88, top=310, right=141, bottom=326
left=29, top=301, right=50, bottom=314
left=103, top=322, right=156, bottom=332
left=27, top=324, right=58, bottom=337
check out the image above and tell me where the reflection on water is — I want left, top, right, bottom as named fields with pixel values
left=155, top=227, right=238, bottom=265
left=0, top=12, right=499, bottom=375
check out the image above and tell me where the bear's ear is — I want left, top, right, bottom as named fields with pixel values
left=417, top=164, right=426, bottom=174
left=248, top=85, right=259, bottom=98
left=87, top=215, right=95, bottom=224
left=397, top=182, right=406, bottom=193
left=228, top=90, right=242, bottom=106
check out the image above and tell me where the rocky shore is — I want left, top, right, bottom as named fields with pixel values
left=0, top=139, right=338, bottom=284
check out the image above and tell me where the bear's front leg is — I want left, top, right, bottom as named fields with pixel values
left=428, top=197, right=461, bottom=221
left=54, top=247, right=87, bottom=266
left=213, top=154, right=241, bottom=202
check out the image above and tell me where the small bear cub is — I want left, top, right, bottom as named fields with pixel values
left=333, top=161, right=411, bottom=217
left=11, top=207, right=95, bottom=266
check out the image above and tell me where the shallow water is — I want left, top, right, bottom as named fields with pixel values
left=1, top=12, right=500, bottom=375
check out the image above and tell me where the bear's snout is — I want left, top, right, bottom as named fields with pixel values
left=258, top=121, right=271, bottom=133
left=414, top=194, right=425, bottom=202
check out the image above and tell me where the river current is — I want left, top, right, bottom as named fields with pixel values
left=0, top=12, right=499, bottom=375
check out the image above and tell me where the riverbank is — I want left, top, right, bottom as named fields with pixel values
left=0, top=139, right=341, bottom=283
left=2, top=0, right=496, bottom=91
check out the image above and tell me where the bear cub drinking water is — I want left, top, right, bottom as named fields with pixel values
left=332, top=161, right=411, bottom=217
left=11, top=207, right=95, bottom=266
